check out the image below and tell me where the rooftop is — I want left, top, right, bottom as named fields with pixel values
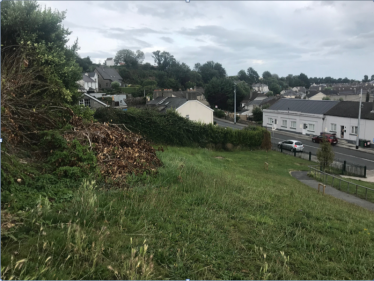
left=268, top=99, right=339, bottom=114
left=325, top=101, right=374, bottom=120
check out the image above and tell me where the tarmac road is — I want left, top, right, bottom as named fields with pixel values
left=214, top=117, right=374, bottom=170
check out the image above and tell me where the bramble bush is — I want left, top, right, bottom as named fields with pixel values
left=94, top=107, right=268, bottom=149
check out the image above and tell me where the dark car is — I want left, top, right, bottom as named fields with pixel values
left=312, top=133, right=338, bottom=145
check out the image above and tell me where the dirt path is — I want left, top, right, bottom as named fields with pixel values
left=291, top=171, right=374, bottom=212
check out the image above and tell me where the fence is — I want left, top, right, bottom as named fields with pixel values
left=271, top=143, right=367, bottom=177
left=308, top=166, right=374, bottom=203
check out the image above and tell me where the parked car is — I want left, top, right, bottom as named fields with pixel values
left=277, top=140, right=304, bottom=152
left=312, top=133, right=338, bottom=145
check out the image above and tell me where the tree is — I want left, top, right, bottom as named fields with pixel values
left=76, top=56, right=94, bottom=72
left=262, top=71, right=272, bottom=80
left=247, top=67, right=260, bottom=85
left=195, top=61, right=227, bottom=84
left=299, top=73, right=311, bottom=88
left=269, top=83, right=281, bottom=95
left=237, top=70, right=248, bottom=82
left=363, top=75, right=369, bottom=82
left=252, top=107, right=263, bottom=122
left=371, top=74, right=374, bottom=81
left=204, top=78, right=244, bottom=110
left=317, top=139, right=335, bottom=171
left=322, top=96, right=331, bottom=100
left=111, top=81, right=121, bottom=93
left=152, top=50, right=176, bottom=71
left=114, top=49, right=144, bottom=68
left=1, top=0, right=82, bottom=102
left=265, top=91, right=274, bottom=97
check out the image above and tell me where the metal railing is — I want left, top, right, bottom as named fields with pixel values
left=271, top=143, right=367, bottom=177
left=309, top=166, right=374, bottom=202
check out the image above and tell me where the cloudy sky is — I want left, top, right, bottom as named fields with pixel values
left=44, top=1, right=373, bottom=80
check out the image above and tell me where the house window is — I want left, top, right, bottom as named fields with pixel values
left=186, top=115, right=189, bottom=120
left=331, top=123, right=337, bottom=132
left=290, top=121, right=296, bottom=129
left=84, top=99, right=91, bottom=107
left=282, top=120, right=287, bottom=127
left=308, top=123, right=315, bottom=131
left=351, top=126, right=358, bottom=134
left=79, top=99, right=84, bottom=105
left=268, top=118, right=273, bottom=124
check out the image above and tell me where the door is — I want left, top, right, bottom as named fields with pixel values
left=340, top=126, right=344, bottom=138
left=302, top=123, right=308, bottom=135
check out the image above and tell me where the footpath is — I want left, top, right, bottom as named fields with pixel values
left=291, top=171, right=374, bottom=212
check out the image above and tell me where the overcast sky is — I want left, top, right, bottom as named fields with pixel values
left=44, top=1, right=374, bottom=80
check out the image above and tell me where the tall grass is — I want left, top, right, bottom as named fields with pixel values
left=1, top=148, right=374, bottom=280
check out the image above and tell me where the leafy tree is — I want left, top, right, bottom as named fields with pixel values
left=363, top=75, right=369, bottom=82
left=247, top=67, right=260, bottom=85
left=204, top=78, right=244, bottom=110
left=237, top=70, right=248, bottom=82
left=371, top=74, right=374, bottom=81
left=111, top=81, right=121, bottom=93
left=317, top=139, right=335, bottom=171
left=269, top=83, right=281, bottom=95
left=299, top=73, right=310, bottom=88
left=1, top=0, right=82, bottom=102
left=252, top=107, right=263, bottom=122
left=195, top=61, right=227, bottom=84
left=152, top=50, right=176, bottom=71
left=114, top=49, right=144, bottom=68
left=76, top=56, right=94, bottom=72
left=262, top=71, right=272, bottom=80
left=322, top=96, right=331, bottom=100
left=265, top=91, right=274, bottom=97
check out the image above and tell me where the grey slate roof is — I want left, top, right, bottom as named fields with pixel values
left=87, top=72, right=96, bottom=78
left=325, top=101, right=374, bottom=120
left=95, top=67, right=123, bottom=83
left=147, top=97, right=189, bottom=112
left=268, top=99, right=339, bottom=114
left=82, top=74, right=95, bottom=83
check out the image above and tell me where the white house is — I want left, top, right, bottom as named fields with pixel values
left=147, top=96, right=213, bottom=124
left=252, top=83, right=269, bottom=94
left=105, top=58, right=115, bottom=67
left=78, top=93, right=110, bottom=110
left=307, top=92, right=327, bottom=100
left=77, top=72, right=99, bottom=92
left=263, top=99, right=339, bottom=135
left=324, top=101, right=374, bottom=143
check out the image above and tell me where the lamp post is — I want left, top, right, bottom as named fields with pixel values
left=234, top=82, right=236, bottom=124
left=356, top=89, right=363, bottom=149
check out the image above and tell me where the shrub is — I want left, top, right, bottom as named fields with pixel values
left=94, top=108, right=268, bottom=149
left=252, top=107, right=263, bottom=122
left=213, top=109, right=225, bottom=118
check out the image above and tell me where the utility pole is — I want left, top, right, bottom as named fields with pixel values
left=234, top=82, right=237, bottom=124
left=356, top=88, right=363, bottom=149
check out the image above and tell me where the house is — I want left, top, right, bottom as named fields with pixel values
left=78, top=93, right=110, bottom=109
left=324, top=100, right=374, bottom=143
left=153, top=87, right=209, bottom=106
left=105, top=58, right=115, bottom=67
left=263, top=99, right=339, bottom=135
left=77, top=72, right=99, bottom=93
left=241, top=96, right=279, bottom=115
left=252, top=83, right=269, bottom=94
left=292, top=86, right=306, bottom=94
left=306, top=91, right=327, bottom=100
left=95, top=66, right=123, bottom=90
left=147, top=95, right=213, bottom=124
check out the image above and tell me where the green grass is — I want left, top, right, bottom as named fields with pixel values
left=309, top=171, right=374, bottom=203
left=1, top=147, right=374, bottom=280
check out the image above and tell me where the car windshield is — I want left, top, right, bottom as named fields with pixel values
left=330, top=136, right=336, bottom=139
left=295, top=142, right=302, bottom=145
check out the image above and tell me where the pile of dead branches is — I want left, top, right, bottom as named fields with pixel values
left=64, top=116, right=163, bottom=181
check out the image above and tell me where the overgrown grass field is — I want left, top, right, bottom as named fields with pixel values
left=2, top=147, right=374, bottom=280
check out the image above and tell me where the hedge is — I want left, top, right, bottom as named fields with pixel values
left=94, top=108, right=269, bottom=149
left=120, top=87, right=139, bottom=94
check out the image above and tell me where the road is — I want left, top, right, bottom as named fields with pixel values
left=214, top=118, right=374, bottom=170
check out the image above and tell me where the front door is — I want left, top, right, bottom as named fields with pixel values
left=302, top=123, right=307, bottom=135
left=340, top=126, right=344, bottom=138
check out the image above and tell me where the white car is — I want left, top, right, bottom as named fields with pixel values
left=277, top=140, right=304, bottom=152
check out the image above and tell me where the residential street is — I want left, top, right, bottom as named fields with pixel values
left=214, top=117, right=374, bottom=170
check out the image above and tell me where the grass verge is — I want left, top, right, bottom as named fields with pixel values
left=1, top=147, right=374, bottom=280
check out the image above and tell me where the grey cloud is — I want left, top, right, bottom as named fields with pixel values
left=160, top=37, right=174, bottom=43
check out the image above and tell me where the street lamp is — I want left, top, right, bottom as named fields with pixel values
left=234, top=82, right=236, bottom=124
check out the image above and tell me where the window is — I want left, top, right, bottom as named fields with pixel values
left=308, top=123, right=315, bottom=131
left=282, top=120, right=287, bottom=127
left=351, top=126, right=358, bottom=134
left=268, top=118, right=273, bottom=124
left=331, top=123, right=337, bottom=131
left=84, top=99, right=91, bottom=107
left=186, top=115, right=189, bottom=120
left=290, top=121, right=296, bottom=129
left=79, top=99, right=84, bottom=105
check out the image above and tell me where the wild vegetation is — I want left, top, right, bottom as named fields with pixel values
left=2, top=148, right=373, bottom=280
